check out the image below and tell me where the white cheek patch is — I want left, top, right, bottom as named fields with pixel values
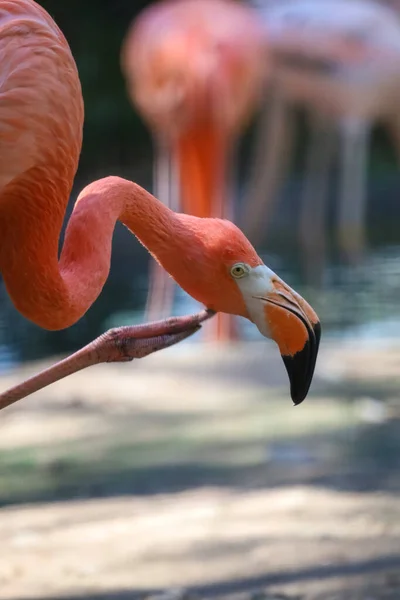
left=234, top=264, right=276, bottom=339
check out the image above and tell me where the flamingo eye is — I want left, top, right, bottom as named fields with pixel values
left=230, top=263, right=250, bottom=279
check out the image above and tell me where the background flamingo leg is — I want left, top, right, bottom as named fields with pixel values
left=242, top=86, right=294, bottom=247
left=145, top=140, right=178, bottom=321
left=222, top=145, right=242, bottom=340
left=299, top=114, right=337, bottom=286
left=336, top=116, right=370, bottom=265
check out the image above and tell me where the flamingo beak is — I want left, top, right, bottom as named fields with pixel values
left=237, top=265, right=321, bottom=405
left=264, top=280, right=321, bottom=405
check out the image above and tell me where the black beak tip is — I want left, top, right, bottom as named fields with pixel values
left=282, top=350, right=311, bottom=406
left=291, top=391, right=308, bottom=406
left=282, top=321, right=321, bottom=405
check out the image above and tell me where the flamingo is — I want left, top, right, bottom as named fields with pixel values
left=121, top=0, right=267, bottom=340
left=0, top=0, right=320, bottom=411
left=245, top=0, right=400, bottom=281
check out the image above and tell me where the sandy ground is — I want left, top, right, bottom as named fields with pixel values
left=0, top=339, right=399, bottom=600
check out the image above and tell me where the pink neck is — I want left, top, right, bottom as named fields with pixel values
left=0, top=174, right=190, bottom=330
left=175, top=120, right=232, bottom=220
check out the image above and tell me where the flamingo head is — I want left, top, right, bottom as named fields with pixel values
left=224, top=261, right=320, bottom=405
left=174, top=217, right=321, bottom=405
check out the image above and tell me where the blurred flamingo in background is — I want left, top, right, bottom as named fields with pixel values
left=121, top=0, right=267, bottom=340
left=245, top=0, right=400, bottom=283
left=0, top=0, right=321, bottom=410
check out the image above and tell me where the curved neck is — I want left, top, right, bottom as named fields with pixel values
left=0, top=174, right=188, bottom=330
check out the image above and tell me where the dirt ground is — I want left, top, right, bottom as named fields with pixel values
left=0, top=339, right=400, bottom=600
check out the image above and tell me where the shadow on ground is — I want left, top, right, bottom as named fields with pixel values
left=1, top=405, right=400, bottom=507
left=9, top=554, right=400, bottom=600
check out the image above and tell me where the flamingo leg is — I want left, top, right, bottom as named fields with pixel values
left=0, top=309, right=215, bottom=411
left=242, top=86, right=294, bottom=246
left=336, top=116, right=370, bottom=265
left=299, top=113, right=336, bottom=286
left=145, top=140, right=178, bottom=321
